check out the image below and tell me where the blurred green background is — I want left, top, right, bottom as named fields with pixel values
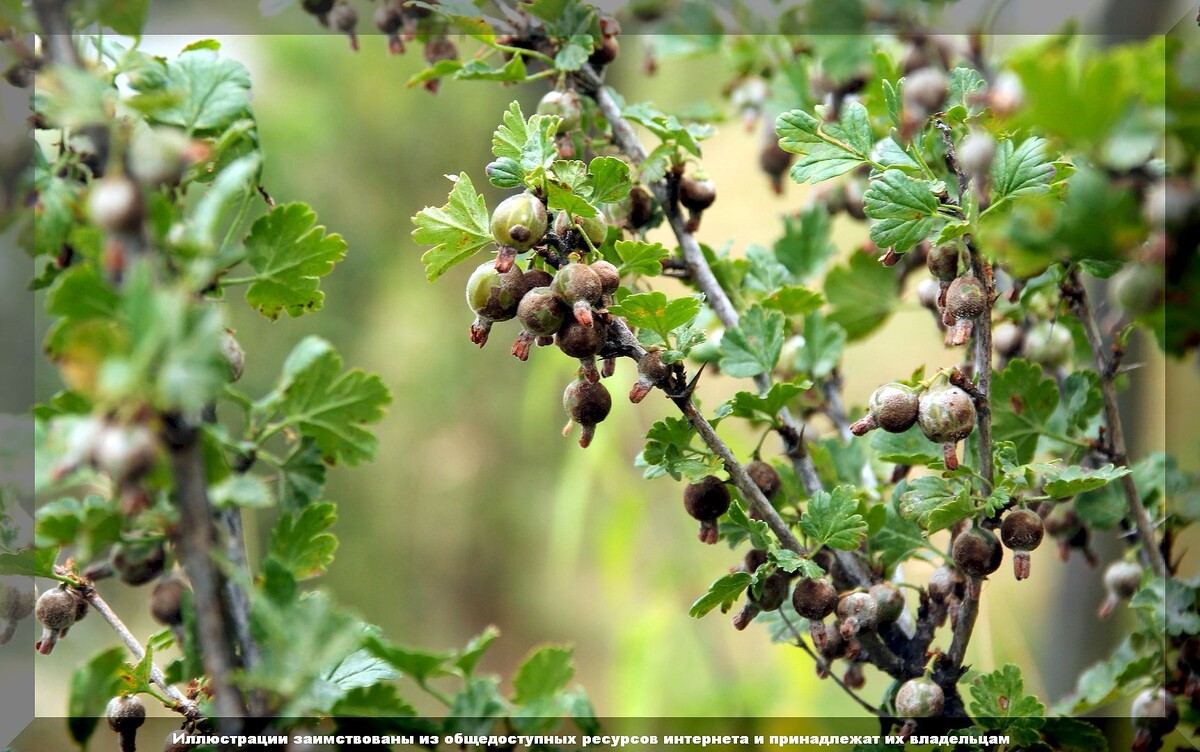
left=25, top=17, right=1200, bottom=745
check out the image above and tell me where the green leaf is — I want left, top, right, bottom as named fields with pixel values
left=454, top=625, right=500, bottom=676
left=607, top=292, right=701, bottom=339
left=35, top=495, right=122, bottom=564
left=1038, top=718, right=1108, bottom=752
left=722, top=383, right=807, bottom=424
left=257, top=337, right=392, bottom=466
left=776, top=102, right=873, bottom=184
left=209, top=473, right=274, bottom=510
left=761, top=286, right=824, bottom=316
left=486, top=157, right=523, bottom=189
left=719, top=305, right=785, bottom=378
left=67, top=647, right=127, bottom=747
left=1052, top=370, right=1104, bottom=434
left=638, top=415, right=717, bottom=482
left=689, top=572, right=752, bottom=618
left=862, top=170, right=946, bottom=252
left=770, top=549, right=824, bottom=579
left=825, top=251, right=899, bottom=340
left=242, top=202, right=347, bottom=320
left=554, top=36, right=592, bottom=71
left=870, top=502, right=932, bottom=571
left=412, top=173, right=494, bottom=282
left=446, top=676, right=507, bottom=736
left=180, top=152, right=261, bottom=252
left=968, top=664, right=1046, bottom=748
left=0, top=546, right=59, bottom=578
left=869, top=424, right=942, bottom=465
left=279, top=439, right=327, bottom=510
left=492, top=101, right=531, bottom=161
left=268, top=502, right=337, bottom=581
left=366, top=637, right=451, bottom=684
left=899, top=476, right=975, bottom=533
left=799, top=486, right=867, bottom=551
left=584, top=155, right=631, bottom=204
left=521, top=0, right=600, bottom=37
left=793, top=312, right=845, bottom=379
left=85, top=0, right=150, bottom=36
left=322, top=645, right=401, bottom=693
left=725, top=502, right=772, bottom=550
left=990, top=137, right=1056, bottom=203
left=512, top=645, right=575, bottom=704
left=991, top=359, right=1061, bottom=464
left=946, top=67, right=987, bottom=118
left=1042, top=464, right=1130, bottom=498
left=615, top=240, right=668, bottom=277
left=152, top=47, right=251, bottom=131
left=330, top=684, right=417, bottom=718
left=456, top=55, right=527, bottom=83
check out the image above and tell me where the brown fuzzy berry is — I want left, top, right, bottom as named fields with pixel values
left=150, top=580, right=187, bottom=626
left=869, top=382, right=920, bottom=433
left=895, top=678, right=945, bottom=718
left=113, top=541, right=166, bottom=586
left=683, top=476, right=731, bottom=523
left=629, top=350, right=669, bottom=403
left=952, top=527, right=1003, bottom=581
left=628, top=185, right=654, bottom=229
left=746, top=460, right=782, bottom=500
left=466, top=261, right=528, bottom=346
left=869, top=582, right=905, bottom=624
left=1000, top=508, right=1044, bottom=581
left=792, top=578, right=838, bottom=621
left=926, top=244, right=960, bottom=281
left=943, top=275, right=986, bottom=323
left=562, top=379, right=612, bottom=449
left=555, top=318, right=608, bottom=358
left=917, top=384, right=976, bottom=444
left=679, top=177, right=716, bottom=213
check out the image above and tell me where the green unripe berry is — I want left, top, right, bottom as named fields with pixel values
left=491, top=193, right=548, bottom=251
left=537, top=90, right=583, bottom=133
left=553, top=210, right=608, bottom=248
left=517, top=286, right=566, bottom=337
left=1023, top=322, right=1072, bottom=369
left=895, top=678, right=945, bottom=718
left=466, top=261, right=527, bottom=321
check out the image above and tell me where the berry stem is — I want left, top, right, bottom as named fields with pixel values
left=1066, top=269, right=1168, bottom=579
left=83, top=587, right=199, bottom=719
left=776, top=610, right=882, bottom=716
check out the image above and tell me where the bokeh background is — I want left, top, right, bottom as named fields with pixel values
left=19, top=3, right=1200, bottom=746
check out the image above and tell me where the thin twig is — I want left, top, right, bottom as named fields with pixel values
left=1066, top=270, right=1167, bottom=578
left=945, top=586, right=979, bottom=667
left=83, top=588, right=199, bottom=719
left=777, top=610, right=882, bottom=716
left=163, top=415, right=247, bottom=730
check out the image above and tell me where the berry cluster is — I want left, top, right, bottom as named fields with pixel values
left=465, top=190, right=677, bottom=448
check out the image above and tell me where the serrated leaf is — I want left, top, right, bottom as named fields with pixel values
left=869, top=424, right=942, bottom=465
left=726, top=502, right=772, bottom=550
left=991, top=359, right=1061, bottom=464
left=446, top=676, right=507, bottom=736
left=723, top=383, right=806, bottom=424
left=585, top=156, right=631, bottom=204
left=151, top=47, right=251, bottom=131
left=899, top=476, right=975, bottom=533
left=366, top=636, right=451, bottom=684
left=770, top=549, right=825, bottom=579
left=761, top=286, right=824, bottom=315
left=322, top=645, right=400, bottom=692
left=947, top=67, right=987, bottom=116
left=67, top=647, right=127, bottom=747
left=608, top=292, right=701, bottom=338
left=1038, top=718, right=1108, bottom=752
left=991, top=137, right=1056, bottom=203
left=969, top=664, right=1046, bottom=748
left=719, top=305, right=785, bottom=378
left=774, top=206, right=837, bottom=282
left=268, top=502, right=337, bottom=580
left=689, top=572, right=752, bottom=618
left=512, top=645, right=574, bottom=704
left=793, top=311, right=845, bottom=379
left=456, top=55, right=527, bottom=82
left=800, top=486, right=867, bottom=551
left=1042, top=464, right=1130, bottom=498
left=35, top=495, right=122, bottom=564
left=825, top=251, right=899, bottom=340
left=279, top=439, right=327, bottom=511
left=0, top=546, right=59, bottom=578
left=615, top=240, right=668, bottom=277
left=412, top=173, right=494, bottom=282
left=862, top=170, right=946, bottom=252
left=454, top=625, right=500, bottom=676
left=870, top=501, right=932, bottom=571
left=257, top=337, right=391, bottom=466
left=486, top=157, right=523, bottom=189
left=330, top=684, right=417, bottom=718
left=777, top=102, right=873, bottom=184
left=554, top=36, right=592, bottom=71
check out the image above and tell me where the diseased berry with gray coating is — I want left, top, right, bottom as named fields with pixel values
left=629, top=350, right=669, bottom=403
left=903, top=67, right=949, bottom=113
left=895, top=678, right=945, bottom=718
left=555, top=318, right=607, bottom=358
left=1022, top=322, right=1072, bottom=369
left=553, top=263, right=604, bottom=326
left=943, top=276, right=986, bottom=323
left=1131, top=688, right=1178, bottom=735
left=836, top=591, right=879, bottom=638
left=491, top=193, right=548, bottom=252
left=113, top=541, right=166, bottom=586
left=553, top=211, right=608, bottom=249
left=563, top=379, right=611, bottom=449
left=1111, top=263, right=1164, bottom=318
left=958, top=132, right=996, bottom=177
left=537, top=89, right=583, bottom=133
left=792, top=578, right=838, bottom=621
left=869, top=582, right=904, bottom=624
left=35, top=588, right=79, bottom=654
left=88, top=175, right=144, bottom=233
left=517, top=287, right=566, bottom=338
left=917, top=385, right=976, bottom=444
left=679, top=177, right=716, bottom=213
left=590, top=260, right=621, bottom=296
left=150, top=580, right=187, bottom=627
left=992, top=321, right=1024, bottom=359
left=852, top=383, right=920, bottom=436
left=466, top=261, right=528, bottom=346
left=106, top=695, right=146, bottom=733
left=1098, top=560, right=1143, bottom=618
left=523, top=268, right=554, bottom=289
left=952, top=527, right=1003, bottom=580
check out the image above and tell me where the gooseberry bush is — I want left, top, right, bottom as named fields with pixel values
left=4, top=0, right=1199, bottom=751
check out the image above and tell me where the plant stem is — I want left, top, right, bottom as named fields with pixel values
left=777, top=610, right=882, bottom=716
left=162, top=415, right=247, bottom=731
left=83, top=587, right=199, bottom=719
left=1067, top=270, right=1167, bottom=578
